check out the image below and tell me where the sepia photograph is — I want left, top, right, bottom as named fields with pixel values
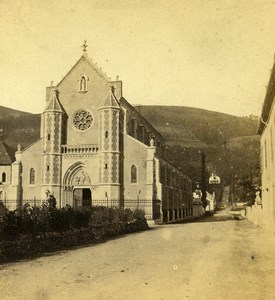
left=0, top=0, right=275, bottom=299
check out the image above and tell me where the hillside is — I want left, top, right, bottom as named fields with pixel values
left=0, top=104, right=258, bottom=149
left=135, top=105, right=260, bottom=190
left=0, top=104, right=260, bottom=192
left=0, top=106, right=40, bottom=150
left=134, top=105, right=258, bottom=147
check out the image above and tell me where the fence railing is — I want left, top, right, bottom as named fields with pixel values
left=1, top=198, right=161, bottom=220
left=72, top=198, right=157, bottom=219
left=0, top=199, right=46, bottom=211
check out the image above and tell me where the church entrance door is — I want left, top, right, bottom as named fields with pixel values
left=63, top=162, right=92, bottom=208
left=73, top=188, right=92, bottom=209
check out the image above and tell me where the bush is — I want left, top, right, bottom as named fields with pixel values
left=0, top=205, right=148, bottom=240
left=122, top=208, right=134, bottom=222
left=133, top=209, right=146, bottom=221
left=0, top=205, right=149, bottom=263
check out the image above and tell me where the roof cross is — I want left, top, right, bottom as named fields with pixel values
left=110, top=85, right=115, bottom=93
left=53, top=87, right=59, bottom=98
left=82, top=40, right=88, bottom=53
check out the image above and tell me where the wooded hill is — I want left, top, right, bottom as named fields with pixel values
left=135, top=105, right=260, bottom=194
left=135, top=105, right=258, bottom=148
left=0, top=106, right=40, bottom=149
left=0, top=105, right=260, bottom=195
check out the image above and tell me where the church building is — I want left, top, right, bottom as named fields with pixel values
left=0, top=42, right=193, bottom=223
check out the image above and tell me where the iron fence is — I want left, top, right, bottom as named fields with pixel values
left=72, top=198, right=156, bottom=219
left=1, top=198, right=161, bottom=220
left=0, top=199, right=46, bottom=211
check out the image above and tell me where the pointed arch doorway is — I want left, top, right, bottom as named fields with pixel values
left=63, top=162, right=92, bottom=209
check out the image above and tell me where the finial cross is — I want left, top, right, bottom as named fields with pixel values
left=82, top=40, right=88, bottom=53
left=110, top=85, right=115, bottom=93
left=53, top=87, right=59, bottom=98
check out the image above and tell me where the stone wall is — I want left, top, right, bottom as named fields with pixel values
left=123, top=135, right=148, bottom=199
left=21, top=139, right=42, bottom=200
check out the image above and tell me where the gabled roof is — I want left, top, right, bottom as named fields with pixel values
left=56, top=54, right=110, bottom=88
left=0, top=141, right=15, bottom=165
left=100, top=87, right=120, bottom=108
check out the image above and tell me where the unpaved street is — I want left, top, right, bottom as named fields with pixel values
left=0, top=211, right=275, bottom=300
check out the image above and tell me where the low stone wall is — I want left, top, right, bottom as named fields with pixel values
left=245, top=205, right=263, bottom=227
left=0, top=220, right=148, bottom=264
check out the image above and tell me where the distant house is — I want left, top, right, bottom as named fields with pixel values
left=0, top=42, right=193, bottom=223
left=0, top=141, right=14, bottom=202
left=209, top=174, right=220, bottom=185
left=257, top=56, right=275, bottom=233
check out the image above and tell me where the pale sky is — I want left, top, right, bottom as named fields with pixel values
left=0, top=0, right=274, bottom=116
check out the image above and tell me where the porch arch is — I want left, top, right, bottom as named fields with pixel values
left=63, top=161, right=91, bottom=189
left=62, top=161, right=92, bottom=208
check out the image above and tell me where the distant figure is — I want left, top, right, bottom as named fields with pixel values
left=45, top=189, right=50, bottom=201
left=45, top=189, right=56, bottom=208
left=0, top=200, right=7, bottom=217
left=255, top=191, right=262, bottom=205
left=48, top=195, right=57, bottom=208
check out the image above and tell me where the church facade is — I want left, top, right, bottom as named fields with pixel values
left=0, top=44, right=193, bottom=222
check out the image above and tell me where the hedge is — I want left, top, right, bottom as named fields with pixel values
left=0, top=204, right=149, bottom=263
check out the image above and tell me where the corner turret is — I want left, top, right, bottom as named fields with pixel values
left=98, top=86, right=122, bottom=201
left=41, top=88, right=65, bottom=205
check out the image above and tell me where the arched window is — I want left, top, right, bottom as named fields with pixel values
left=1, top=172, right=6, bottom=183
left=30, top=168, right=35, bottom=185
left=131, top=165, right=137, bottom=183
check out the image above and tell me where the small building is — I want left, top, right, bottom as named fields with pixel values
left=209, top=174, right=221, bottom=185
left=0, top=141, right=14, bottom=203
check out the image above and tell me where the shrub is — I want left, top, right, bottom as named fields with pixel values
left=0, top=205, right=148, bottom=241
left=123, top=209, right=134, bottom=222
left=0, top=205, right=149, bottom=263
left=133, top=209, right=146, bottom=221
left=89, top=207, right=125, bottom=226
left=1, top=211, right=19, bottom=239
left=0, top=201, right=7, bottom=218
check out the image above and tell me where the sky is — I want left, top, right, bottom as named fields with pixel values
left=0, top=0, right=274, bottom=117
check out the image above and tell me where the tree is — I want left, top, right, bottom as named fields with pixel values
left=201, top=152, right=207, bottom=209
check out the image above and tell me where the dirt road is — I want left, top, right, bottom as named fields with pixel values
left=0, top=211, right=274, bottom=300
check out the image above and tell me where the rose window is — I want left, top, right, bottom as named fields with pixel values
left=72, top=110, right=93, bottom=130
